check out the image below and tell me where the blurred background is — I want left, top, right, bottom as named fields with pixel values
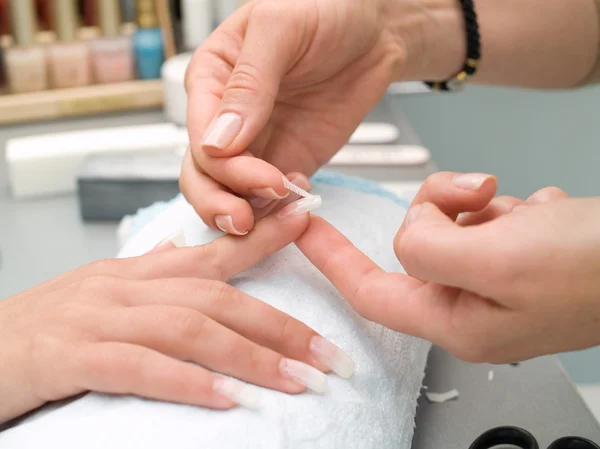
left=0, top=0, right=598, bottom=419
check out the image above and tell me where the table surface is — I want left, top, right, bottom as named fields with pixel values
left=1, top=102, right=599, bottom=448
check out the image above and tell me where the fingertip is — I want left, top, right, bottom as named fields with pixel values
left=214, top=215, right=251, bottom=236
left=478, top=175, right=498, bottom=199
left=527, top=186, right=569, bottom=204
left=198, top=112, right=244, bottom=156
left=198, top=194, right=256, bottom=235
left=416, top=172, right=498, bottom=218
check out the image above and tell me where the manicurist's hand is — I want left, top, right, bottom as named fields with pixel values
left=297, top=172, right=600, bottom=363
left=0, top=176, right=352, bottom=424
left=180, top=0, right=463, bottom=235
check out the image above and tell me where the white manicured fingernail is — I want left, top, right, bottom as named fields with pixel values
left=215, top=215, right=248, bottom=236
left=166, top=229, right=186, bottom=247
left=309, top=336, right=355, bottom=379
left=276, top=196, right=322, bottom=219
left=213, top=377, right=261, bottom=409
left=153, top=229, right=186, bottom=250
left=280, top=359, right=327, bottom=393
left=202, top=113, right=243, bottom=150
left=452, top=173, right=494, bottom=191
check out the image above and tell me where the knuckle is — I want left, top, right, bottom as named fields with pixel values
left=226, top=62, right=264, bottom=99
left=277, top=315, right=297, bottom=344
left=190, top=279, right=235, bottom=307
left=171, top=309, right=209, bottom=342
left=86, top=259, right=118, bottom=276
left=125, top=348, right=148, bottom=376
left=210, top=281, right=238, bottom=305
left=247, top=345, right=270, bottom=374
left=394, top=227, right=425, bottom=275
left=194, top=244, right=226, bottom=279
left=77, top=345, right=109, bottom=381
left=74, top=275, right=120, bottom=302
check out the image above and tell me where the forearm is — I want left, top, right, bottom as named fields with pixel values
left=388, top=0, right=600, bottom=88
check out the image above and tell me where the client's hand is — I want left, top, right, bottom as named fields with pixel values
left=297, top=172, right=600, bottom=364
left=0, top=184, right=348, bottom=424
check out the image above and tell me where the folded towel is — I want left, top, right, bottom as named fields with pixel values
left=0, top=171, right=429, bottom=449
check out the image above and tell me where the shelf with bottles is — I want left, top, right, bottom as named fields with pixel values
left=0, top=0, right=170, bottom=124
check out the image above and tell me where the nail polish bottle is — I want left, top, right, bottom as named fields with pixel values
left=5, top=0, right=49, bottom=93
left=35, top=0, right=52, bottom=31
left=0, top=36, right=11, bottom=92
left=91, top=0, right=134, bottom=84
left=48, top=0, right=92, bottom=89
left=133, top=0, right=164, bottom=80
left=82, top=0, right=96, bottom=26
left=0, top=0, right=8, bottom=90
left=1, top=0, right=9, bottom=36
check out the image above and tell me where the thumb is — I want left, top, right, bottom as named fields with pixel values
left=199, top=3, right=305, bottom=158
left=395, top=202, right=489, bottom=290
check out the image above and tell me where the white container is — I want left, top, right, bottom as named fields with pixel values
left=161, top=52, right=193, bottom=125
left=182, top=0, right=213, bottom=50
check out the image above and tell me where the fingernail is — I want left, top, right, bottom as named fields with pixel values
left=249, top=196, right=274, bottom=209
left=250, top=187, right=288, bottom=201
left=309, top=336, right=355, bottom=379
left=215, top=215, right=248, bottom=236
left=452, top=173, right=493, bottom=191
left=213, top=377, right=261, bottom=409
left=201, top=113, right=243, bottom=150
left=404, top=204, right=422, bottom=227
left=153, top=229, right=186, bottom=250
left=280, top=359, right=328, bottom=394
left=276, top=196, right=323, bottom=219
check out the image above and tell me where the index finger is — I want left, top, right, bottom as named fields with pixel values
left=296, top=216, right=456, bottom=339
left=127, top=209, right=311, bottom=281
left=407, top=172, right=497, bottom=220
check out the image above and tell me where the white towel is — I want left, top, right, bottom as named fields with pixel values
left=0, top=172, right=430, bottom=449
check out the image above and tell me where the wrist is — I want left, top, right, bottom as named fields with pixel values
left=381, top=0, right=466, bottom=82
left=0, top=299, right=41, bottom=425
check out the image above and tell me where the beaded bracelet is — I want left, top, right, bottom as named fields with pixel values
left=425, top=0, right=481, bottom=91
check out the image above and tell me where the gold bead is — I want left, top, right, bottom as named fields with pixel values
left=457, top=71, right=468, bottom=82
left=467, top=58, right=479, bottom=69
